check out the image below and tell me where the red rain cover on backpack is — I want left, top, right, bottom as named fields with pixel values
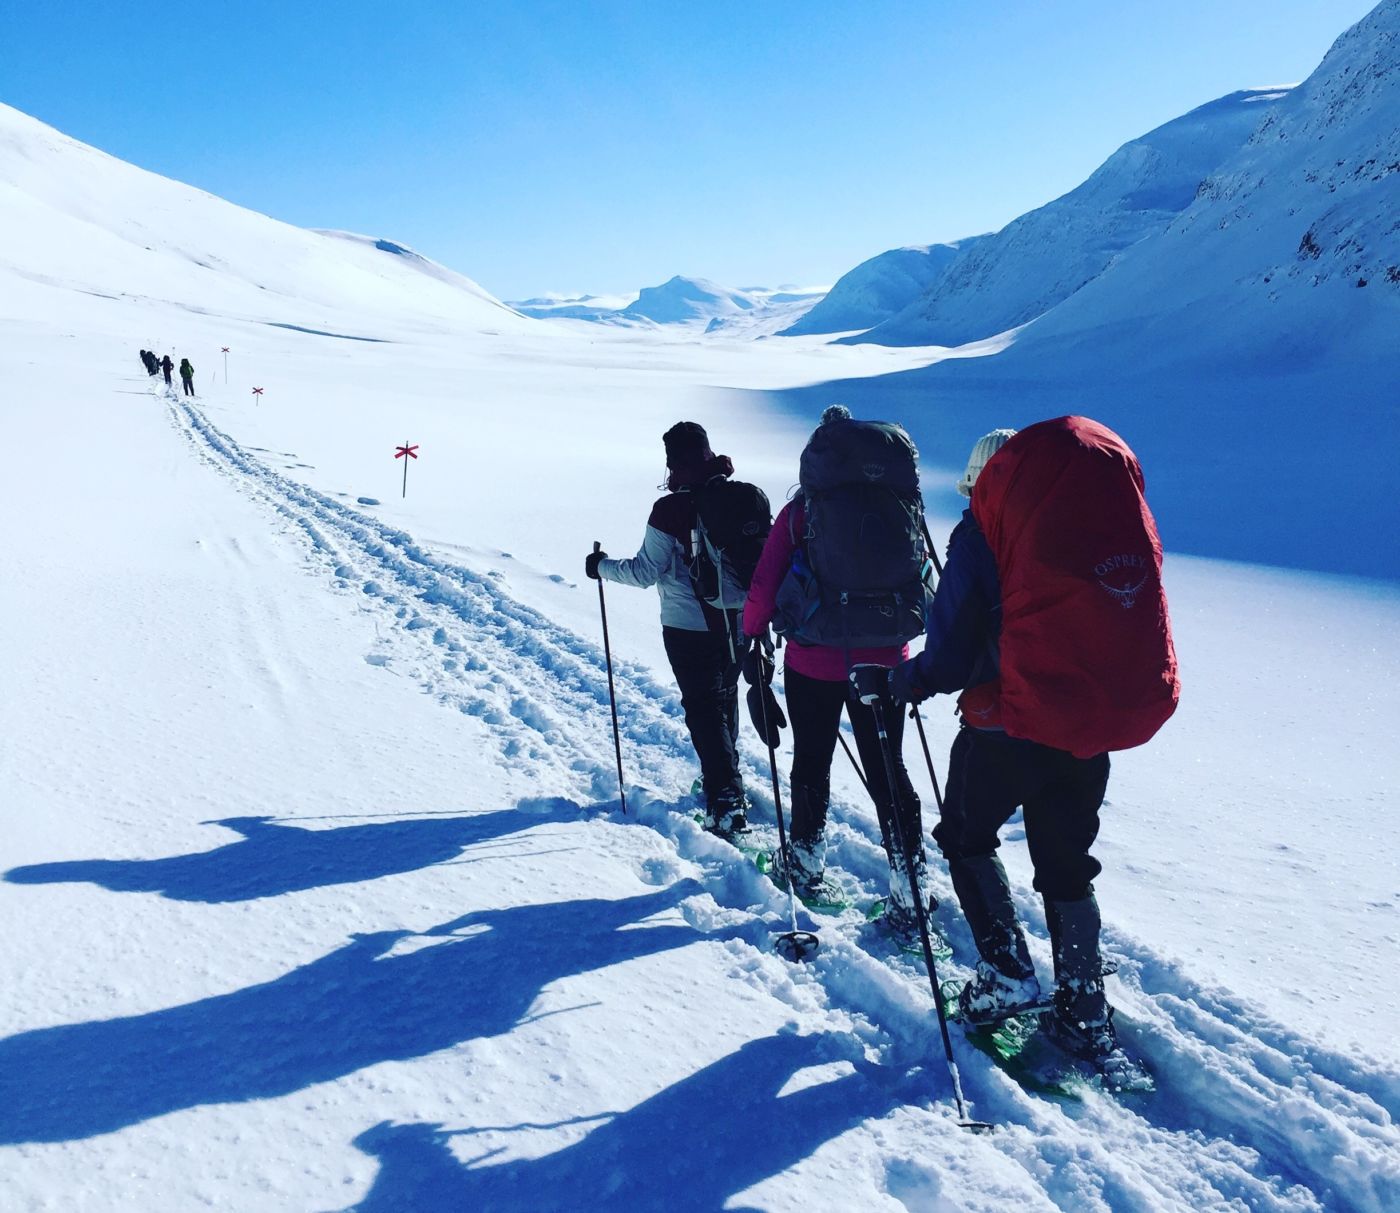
left=970, top=416, right=1179, bottom=757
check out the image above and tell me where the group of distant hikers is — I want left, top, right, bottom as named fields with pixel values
left=587, top=408, right=1179, bottom=1073
left=140, top=348, right=196, bottom=396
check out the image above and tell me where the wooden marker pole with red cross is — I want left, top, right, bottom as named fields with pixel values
left=395, top=441, right=418, bottom=498
left=252, top=386, right=263, bottom=406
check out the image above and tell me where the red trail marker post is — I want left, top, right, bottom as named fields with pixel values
left=221, top=347, right=230, bottom=384
left=252, top=387, right=263, bottom=405
left=395, top=442, right=419, bottom=498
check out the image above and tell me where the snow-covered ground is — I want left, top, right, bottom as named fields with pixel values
left=3, top=49, right=1399, bottom=1213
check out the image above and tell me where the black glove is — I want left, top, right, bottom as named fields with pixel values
left=848, top=663, right=893, bottom=706
left=585, top=549, right=607, bottom=580
left=742, top=634, right=775, bottom=686
left=889, top=659, right=928, bottom=705
left=747, top=681, right=786, bottom=749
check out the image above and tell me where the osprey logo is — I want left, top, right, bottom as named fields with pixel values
left=861, top=462, right=886, bottom=481
left=1094, top=553, right=1151, bottom=609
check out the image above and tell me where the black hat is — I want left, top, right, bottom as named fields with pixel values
left=663, top=421, right=712, bottom=468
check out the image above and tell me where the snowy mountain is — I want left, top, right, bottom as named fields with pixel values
left=1002, top=0, right=1400, bottom=368
left=508, top=276, right=826, bottom=333
left=780, top=239, right=985, bottom=337
left=620, top=274, right=758, bottom=323
left=506, top=291, right=639, bottom=322
left=845, top=88, right=1291, bottom=347
left=0, top=102, right=525, bottom=336
left=772, top=2, right=1400, bottom=580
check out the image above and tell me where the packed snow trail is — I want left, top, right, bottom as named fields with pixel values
left=154, top=388, right=1398, bottom=1212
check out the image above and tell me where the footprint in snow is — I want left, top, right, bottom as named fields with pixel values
left=357, top=497, right=381, bottom=506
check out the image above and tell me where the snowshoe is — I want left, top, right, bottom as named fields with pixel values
left=1038, top=1005, right=1153, bottom=1094
left=955, top=960, right=1046, bottom=1027
left=765, top=846, right=849, bottom=913
left=865, top=896, right=953, bottom=960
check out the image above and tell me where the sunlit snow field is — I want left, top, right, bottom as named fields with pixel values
left=2, top=85, right=1398, bottom=1212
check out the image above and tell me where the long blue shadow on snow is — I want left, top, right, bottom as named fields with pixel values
left=341, top=1031, right=914, bottom=1213
left=743, top=356, right=1400, bottom=582
left=3, top=803, right=579, bottom=903
left=0, top=881, right=718, bottom=1145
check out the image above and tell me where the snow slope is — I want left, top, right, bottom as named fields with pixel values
left=0, top=102, right=525, bottom=337
left=779, top=3, right=1400, bottom=580
left=780, top=240, right=984, bottom=337
left=3, top=61, right=1400, bottom=1213
left=1000, top=0, right=1400, bottom=368
left=844, top=88, right=1290, bottom=348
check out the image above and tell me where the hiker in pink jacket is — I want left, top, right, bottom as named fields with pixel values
left=742, top=405, right=931, bottom=937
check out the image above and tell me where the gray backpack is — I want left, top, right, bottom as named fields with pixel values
left=774, top=419, right=933, bottom=650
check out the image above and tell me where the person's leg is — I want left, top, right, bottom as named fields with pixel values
left=935, top=729, right=1046, bottom=984
left=783, top=668, right=846, bottom=871
left=663, top=626, right=743, bottom=813
left=1023, top=750, right=1113, bottom=1033
left=845, top=690, right=922, bottom=865
left=718, top=611, right=743, bottom=788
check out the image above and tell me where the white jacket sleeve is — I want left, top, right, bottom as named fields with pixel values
left=599, top=524, right=678, bottom=590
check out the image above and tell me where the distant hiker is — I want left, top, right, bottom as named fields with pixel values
left=586, top=422, right=770, bottom=835
left=160, top=354, right=174, bottom=386
left=142, top=350, right=158, bottom=376
left=742, top=405, right=935, bottom=935
left=888, top=417, right=1179, bottom=1069
left=179, top=357, right=195, bottom=396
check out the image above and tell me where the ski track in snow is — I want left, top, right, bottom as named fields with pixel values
left=165, top=387, right=1398, bottom=1213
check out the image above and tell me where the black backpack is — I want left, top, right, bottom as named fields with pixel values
left=774, top=419, right=933, bottom=649
left=685, top=478, right=772, bottom=612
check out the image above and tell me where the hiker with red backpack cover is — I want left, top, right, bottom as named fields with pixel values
left=586, top=422, right=771, bottom=837
left=887, top=416, right=1179, bottom=1069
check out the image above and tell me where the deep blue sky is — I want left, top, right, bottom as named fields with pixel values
left=2, top=1, right=1375, bottom=299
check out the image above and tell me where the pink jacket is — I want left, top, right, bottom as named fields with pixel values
left=743, top=499, right=909, bottom=683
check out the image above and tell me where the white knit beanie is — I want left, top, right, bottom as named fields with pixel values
left=956, top=428, right=1018, bottom=497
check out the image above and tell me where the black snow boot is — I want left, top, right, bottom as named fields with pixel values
left=950, top=853, right=1035, bottom=979
left=949, top=854, right=1042, bottom=1023
left=1042, top=893, right=1117, bottom=1060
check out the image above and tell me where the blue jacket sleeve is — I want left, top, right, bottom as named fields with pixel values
left=905, top=514, right=1001, bottom=696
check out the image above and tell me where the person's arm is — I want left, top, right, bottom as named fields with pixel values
left=743, top=499, right=797, bottom=638
left=598, top=522, right=674, bottom=589
left=898, top=518, right=999, bottom=697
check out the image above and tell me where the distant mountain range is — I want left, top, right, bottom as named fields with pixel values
left=507, top=276, right=826, bottom=332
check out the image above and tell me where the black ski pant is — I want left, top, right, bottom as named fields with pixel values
left=663, top=618, right=743, bottom=807
left=784, top=667, right=922, bottom=865
left=162, top=368, right=172, bottom=385
left=934, top=725, right=1109, bottom=902
left=181, top=376, right=194, bottom=396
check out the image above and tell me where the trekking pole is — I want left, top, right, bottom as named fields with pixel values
left=593, top=542, right=627, bottom=815
left=909, top=705, right=944, bottom=813
left=756, top=671, right=819, bottom=962
left=837, top=731, right=869, bottom=794
left=863, top=685, right=989, bottom=1131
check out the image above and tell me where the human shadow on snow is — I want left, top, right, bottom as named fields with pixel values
left=341, top=1031, right=915, bottom=1213
left=0, top=882, right=717, bottom=1145
left=3, top=802, right=582, bottom=903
